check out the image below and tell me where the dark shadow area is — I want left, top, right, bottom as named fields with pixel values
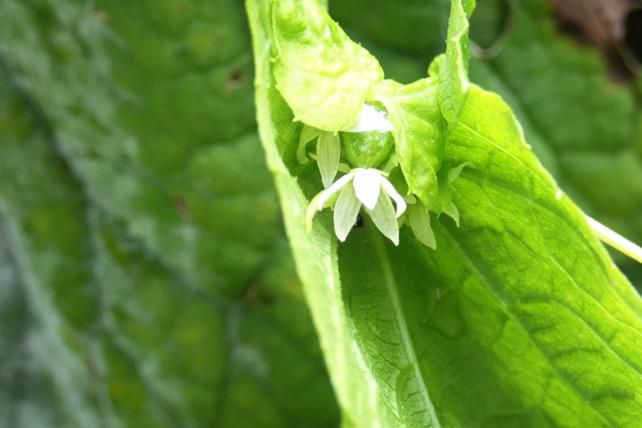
left=624, top=8, right=642, bottom=64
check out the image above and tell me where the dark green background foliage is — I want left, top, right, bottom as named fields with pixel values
left=0, top=0, right=640, bottom=427
left=0, top=0, right=336, bottom=426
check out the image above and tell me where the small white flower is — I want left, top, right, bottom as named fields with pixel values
left=306, top=168, right=407, bottom=245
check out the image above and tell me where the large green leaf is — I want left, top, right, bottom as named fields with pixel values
left=249, top=1, right=642, bottom=427
left=0, top=0, right=338, bottom=426
left=468, top=0, right=642, bottom=277
left=333, top=0, right=642, bottom=283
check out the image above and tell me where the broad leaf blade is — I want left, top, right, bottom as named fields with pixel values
left=340, top=85, right=642, bottom=428
left=468, top=0, right=642, bottom=278
left=250, top=0, right=642, bottom=426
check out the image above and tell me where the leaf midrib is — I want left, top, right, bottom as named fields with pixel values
left=368, top=225, right=441, bottom=428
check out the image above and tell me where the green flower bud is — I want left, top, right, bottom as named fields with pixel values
left=341, top=131, right=394, bottom=169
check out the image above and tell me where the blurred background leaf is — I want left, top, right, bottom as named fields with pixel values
left=0, top=0, right=338, bottom=426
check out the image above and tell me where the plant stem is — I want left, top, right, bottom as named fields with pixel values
left=585, top=215, right=642, bottom=264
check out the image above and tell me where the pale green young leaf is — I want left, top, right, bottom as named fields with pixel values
left=373, top=78, right=445, bottom=211
left=339, top=84, right=642, bottom=427
left=272, top=0, right=383, bottom=132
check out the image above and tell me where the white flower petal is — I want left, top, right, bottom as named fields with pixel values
left=305, top=172, right=354, bottom=232
left=347, top=104, right=394, bottom=132
left=366, top=193, right=399, bottom=246
left=333, top=184, right=361, bottom=242
left=380, top=177, right=407, bottom=217
left=317, top=172, right=353, bottom=208
left=316, top=133, right=341, bottom=188
left=352, top=168, right=382, bottom=210
left=408, top=204, right=436, bottom=249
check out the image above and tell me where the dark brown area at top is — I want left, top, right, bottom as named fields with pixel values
left=551, top=0, right=641, bottom=81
